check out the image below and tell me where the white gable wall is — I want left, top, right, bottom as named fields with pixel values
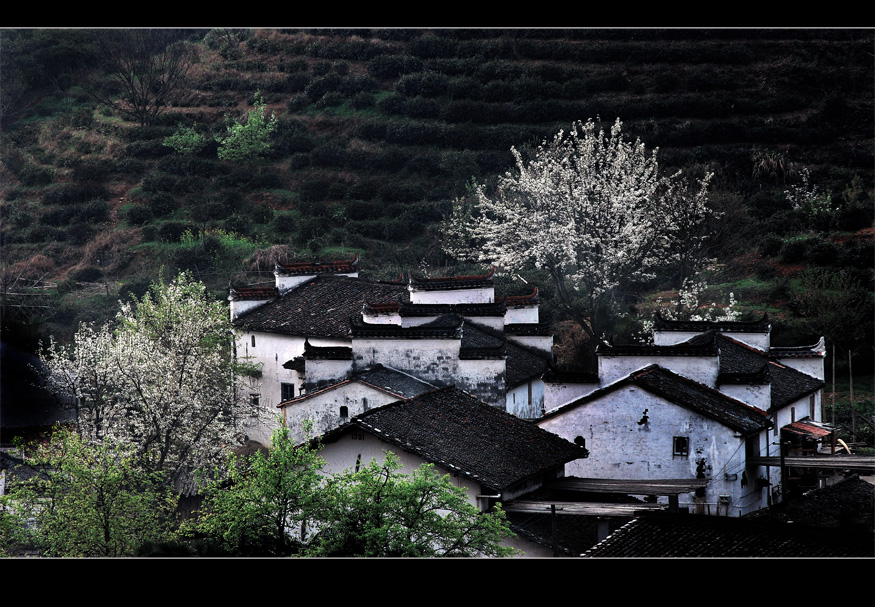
left=544, top=381, right=600, bottom=411
left=283, top=382, right=400, bottom=444
left=654, top=330, right=770, bottom=351
left=719, top=383, right=771, bottom=412
left=238, top=331, right=349, bottom=442
left=505, top=306, right=539, bottom=324
left=538, top=384, right=763, bottom=516
left=318, top=430, right=485, bottom=509
left=599, top=355, right=718, bottom=387
left=772, top=356, right=825, bottom=380
left=506, top=379, right=545, bottom=419
left=409, top=287, right=493, bottom=305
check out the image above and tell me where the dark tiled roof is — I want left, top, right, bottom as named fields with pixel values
left=768, top=361, right=824, bottom=409
left=353, top=365, right=437, bottom=399
left=459, top=321, right=506, bottom=359
left=350, top=313, right=463, bottom=339
left=744, top=476, right=874, bottom=531
left=229, top=285, right=279, bottom=300
left=285, top=364, right=436, bottom=405
left=597, top=335, right=718, bottom=357
left=275, top=253, right=359, bottom=275
left=303, top=339, right=352, bottom=360
left=504, top=322, right=553, bottom=336
left=715, top=335, right=825, bottom=409
left=408, top=266, right=495, bottom=290
left=543, top=365, right=771, bottom=434
left=505, top=339, right=550, bottom=388
left=770, top=337, right=827, bottom=358
left=327, top=386, right=588, bottom=492
left=714, top=334, right=771, bottom=384
left=582, top=511, right=874, bottom=557
left=652, top=312, right=771, bottom=333
left=398, top=300, right=507, bottom=318
left=233, top=275, right=408, bottom=338
left=501, top=287, right=540, bottom=307
left=543, top=368, right=600, bottom=384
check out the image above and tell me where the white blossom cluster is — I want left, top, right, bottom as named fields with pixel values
left=783, top=167, right=835, bottom=219
left=636, top=278, right=741, bottom=344
left=38, top=273, right=271, bottom=481
left=443, top=118, right=714, bottom=341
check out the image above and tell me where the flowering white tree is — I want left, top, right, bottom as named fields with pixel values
left=444, top=118, right=715, bottom=350
left=38, top=272, right=269, bottom=486
left=635, top=278, right=741, bottom=344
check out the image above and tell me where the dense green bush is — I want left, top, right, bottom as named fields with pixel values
left=367, top=55, right=424, bottom=80
left=125, top=140, right=172, bottom=159
left=395, top=71, right=450, bottom=98
left=19, top=166, right=55, bottom=186
left=158, top=221, right=193, bottom=243
left=41, top=183, right=109, bottom=206
left=147, top=193, right=177, bottom=217
left=272, top=212, right=299, bottom=234
left=122, top=204, right=154, bottom=226
left=66, top=222, right=97, bottom=245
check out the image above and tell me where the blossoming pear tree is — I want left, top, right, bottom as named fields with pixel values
left=38, top=271, right=270, bottom=487
left=444, top=117, right=715, bottom=353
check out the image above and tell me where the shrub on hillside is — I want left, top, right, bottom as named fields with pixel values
left=41, top=183, right=109, bottom=206
left=19, top=166, right=54, bottom=187
left=158, top=221, right=192, bottom=243
left=395, top=71, right=449, bottom=98
left=122, top=204, right=154, bottom=226
left=125, top=140, right=172, bottom=159
left=367, top=55, right=424, bottom=80
left=148, top=193, right=177, bottom=217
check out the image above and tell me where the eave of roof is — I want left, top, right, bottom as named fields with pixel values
left=320, top=386, right=587, bottom=491
left=542, top=364, right=771, bottom=434
left=652, top=312, right=771, bottom=333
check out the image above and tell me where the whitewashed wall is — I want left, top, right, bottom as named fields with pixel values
left=543, top=381, right=600, bottom=411
left=283, top=382, right=399, bottom=444
left=506, top=379, right=545, bottom=419
left=598, top=355, right=718, bottom=387
left=409, top=287, right=493, bottom=305
left=719, top=383, right=771, bottom=412
left=537, top=384, right=761, bottom=516
left=318, top=430, right=485, bottom=509
left=772, top=356, right=825, bottom=380
left=654, top=330, right=770, bottom=351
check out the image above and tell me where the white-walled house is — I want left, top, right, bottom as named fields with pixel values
left=316, top=386, right=589, bottom=512
left=537, top=314, right=827, bottom=516
left=230, top=256, right=553, bottom=444
left=539, top=364, right=772, bottom=516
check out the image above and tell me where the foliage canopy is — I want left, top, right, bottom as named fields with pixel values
left=38, top=271, right=269, bottom=486
left=444, top=117, right=716, bottom=351
left=6, top=426, right=178, bottom=557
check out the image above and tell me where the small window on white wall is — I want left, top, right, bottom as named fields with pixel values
left=281, top=382, right=294, bottom=401
left=340, top=406, right=348, bottom=418
left=673, top=436, right=689, bottom=456
left=251, top=335, right=256, bottom=348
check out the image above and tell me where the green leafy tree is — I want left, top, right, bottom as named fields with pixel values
left=0, top=495, right=29, bottom=556
left=311, top=453, right=518, bottom=557
left=38, top=272, right=270, bottom=486
left=181, top=424, right=326, bottom=556
left=5, top=427, right=178, bottom=557
left=163, top=123, right=208, bottom=156
left=215, top=92, right=278, bottom=161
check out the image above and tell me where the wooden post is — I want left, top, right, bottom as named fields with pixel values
left=849, top=350, right=856, bottom=443
left=831, top=344, right=835, bottom=426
